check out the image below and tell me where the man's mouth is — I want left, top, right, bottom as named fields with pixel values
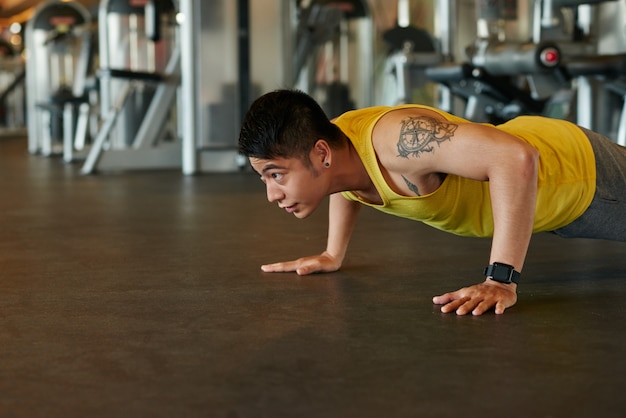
left=281, top=203, right=297, bottom=213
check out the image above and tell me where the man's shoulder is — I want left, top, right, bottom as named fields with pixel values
left=372, top=106, right=450, bottom=139
left=375, top=106, right=456, bottom=126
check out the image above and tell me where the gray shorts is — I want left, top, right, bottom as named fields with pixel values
left=552, top=128, right=626, bottom=242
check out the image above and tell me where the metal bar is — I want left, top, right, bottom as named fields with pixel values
left=180, top=0, right=198, bottom=175
left=238, top=0, right=251, bottom=125
left=63, top=103, right=74, bottom=163
left=133, top=47, right=180, bottom=149
left=81, top=82, right=133, bottom=174
left=618, top=99, right=626, bottom=146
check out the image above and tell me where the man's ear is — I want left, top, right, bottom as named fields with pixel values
left=313, top=139, right=332, bottom=166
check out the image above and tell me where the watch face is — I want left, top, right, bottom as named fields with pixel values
left=492, top=263, right=513, bottom=281
left=486, top=263, right=520, bottom=284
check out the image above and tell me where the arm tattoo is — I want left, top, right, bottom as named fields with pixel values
left=397, top=116, right=457, bottom=158
left=402, top=175, right=420, bottom=196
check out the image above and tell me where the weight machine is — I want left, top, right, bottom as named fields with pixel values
left=379, top=0, right=445, bottom=106
left=426, top=0, right=626, bottom=130
left=289, top=0, right=372, bottom=118
left=25, top=0, right=92, bottom=156
left=539, top=0, right=626, bottom=142
left=0, top=38, right=26, bottom=135
left=81, top=0, right=180, bottom=174
left=425, top=0, right=570, bottom=123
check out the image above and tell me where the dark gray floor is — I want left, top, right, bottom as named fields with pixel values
left=1, top=135, right=625, bottom=417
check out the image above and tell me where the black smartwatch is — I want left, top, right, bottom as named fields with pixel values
left=484, top=262, right=520, bottom=284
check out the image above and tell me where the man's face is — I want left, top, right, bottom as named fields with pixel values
left=249, top=155, right=326, bottom=219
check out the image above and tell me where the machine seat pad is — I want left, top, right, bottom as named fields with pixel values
left=100, top=68, right=164, bottom=82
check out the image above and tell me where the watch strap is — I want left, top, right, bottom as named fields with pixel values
left=484, top=263, right=520, bottom=284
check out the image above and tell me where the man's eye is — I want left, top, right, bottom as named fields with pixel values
left=271, top=173, right=283, bottom=180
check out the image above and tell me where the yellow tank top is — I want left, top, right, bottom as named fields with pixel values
left=334, top=105, right=596, bottom=237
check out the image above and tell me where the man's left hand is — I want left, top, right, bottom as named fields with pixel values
left=432, top=280, right=518, bottom=315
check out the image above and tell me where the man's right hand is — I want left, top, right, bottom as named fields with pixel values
left=261, top=251, right=342, bottom=275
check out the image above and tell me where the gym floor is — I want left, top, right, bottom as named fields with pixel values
left=1, top=135, right=625, bottom=417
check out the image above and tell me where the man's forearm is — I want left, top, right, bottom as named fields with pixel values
left=487, top=152, right=538, bottom=273
left=326, top=193, right=361, bottom=262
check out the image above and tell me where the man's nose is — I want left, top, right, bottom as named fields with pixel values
left=266, top=183, right=284, bottom=203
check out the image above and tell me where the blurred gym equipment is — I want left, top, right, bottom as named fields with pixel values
left=81, top=0, right=180, bottom=174
left=25, top=0, right=92, bottom=156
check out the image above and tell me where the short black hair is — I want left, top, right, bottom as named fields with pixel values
left=238, top=89, right=346, bottom=164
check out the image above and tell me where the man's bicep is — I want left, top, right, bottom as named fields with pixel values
left=435, top=122, right=538, bottom=181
